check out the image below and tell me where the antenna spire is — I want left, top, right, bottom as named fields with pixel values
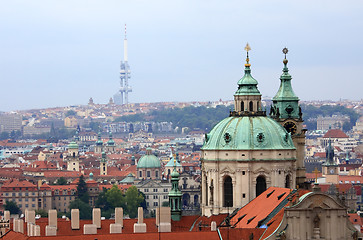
left=124, top=24, right=127, bottom=40
left=123, top=24, right=128, bottom=62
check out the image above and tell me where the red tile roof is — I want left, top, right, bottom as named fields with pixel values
left=230, top=187, right=291, bottom=229
left=348, top=213, right=363, bottom=232
left=323, top=129, right=349, bottom=138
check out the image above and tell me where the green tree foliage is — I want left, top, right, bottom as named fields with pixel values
left=0, top=131, right=10, bottom=140
left=35, top=209, right=48, bottom=218
left=65, top=110, right=77, bottom=117
left=302, top=104, right=360, bottom=131
left=77, top=175, right=89, bottom=204
left=55, top=177, right=67, bottom=185
left=88, top=122, right=101, bottom=132
left=106, top=185, right=125, bottom=208
left=114, top=105, right=232, bottom=132
left=95, top=188, right=113, bottom=218
left=125, top=186, right=144, bottom=218
left=68, top=199, right=92, bottom=219
left=4, top=201, right=20, bottom=215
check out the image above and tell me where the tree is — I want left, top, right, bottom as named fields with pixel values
left=35, top=209, right=48, bottom=218
left=0, top=131, right=9, bottom=140
left=77, top=175, right=89, bottom=203
left=68, top=199, right=92, bottom=219
left=106, top=185, right=125, bottom=208
left=65, top=110, right=77, bottom=117
left=125, top=186, right=144, bottom=218
left=55, top=177, right=67, bottom=185
left=4, top=201, right=20, bottom=215
left=95, top=188, right=113, bottom=218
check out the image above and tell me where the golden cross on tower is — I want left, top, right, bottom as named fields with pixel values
left=244, top=43, right=251, bottom=52
left=244, top=43, right=251, bottom=66
left=312, top=167, right=320, bottom=183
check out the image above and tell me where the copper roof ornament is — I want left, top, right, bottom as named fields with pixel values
left=282, top=47, right=288, bottom=65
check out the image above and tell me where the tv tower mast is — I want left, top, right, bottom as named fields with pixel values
left=119, top=24, right=132, bottom=105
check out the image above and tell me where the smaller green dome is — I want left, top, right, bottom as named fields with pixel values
left=171, top=168, right=179, bottom=178
left=107, top=132, right=115, bottom=146
left=96, top=132, right=103, bottom=146
left=68, top=141, right=79, bottom=149
left=137, top=149, right=161, bottom=169
left=235, top=65, right=261, bottom=96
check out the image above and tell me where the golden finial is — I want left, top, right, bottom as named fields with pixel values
left=244, top=43, right=251, bottom=52
left=244, top=43, right=251, bottom=67
left=282, top=47, right=288, bottom=65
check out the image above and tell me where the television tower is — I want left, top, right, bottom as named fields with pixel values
left=119, top=24, right=132, bottom=105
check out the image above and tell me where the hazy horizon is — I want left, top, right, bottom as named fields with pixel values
left=1, top=0, right=363, bottom=112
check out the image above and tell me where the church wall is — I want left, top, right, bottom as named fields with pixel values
left=203, top=149, right=296, bottom=161
left=201, top=157, right=296, bottom=216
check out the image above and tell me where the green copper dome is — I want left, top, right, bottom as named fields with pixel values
left=137, top=148, right=161, bottom=169
left=235, top=64, right=261, bottom=96
left=68, top=141, right=79, bottom=149
left=202, top=116, right=295, bottom=151
left=107, top=132, right=115, bottom=146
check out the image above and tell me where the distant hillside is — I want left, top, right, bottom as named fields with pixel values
left=301, top=104, right=360, bottom=131
left=114, top=104, right=360, bottom=133
left=114, top=105, right=233, bottom=132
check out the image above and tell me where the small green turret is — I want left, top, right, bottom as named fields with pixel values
left=101, top=151, right=107, bottom=163
left=96, top=132, right=103, bottom=146
left=272, top=48, right=300, bottom=119
left=169, top=159, right=182, bottom=221
left=107, top=131, right=115, bottom=146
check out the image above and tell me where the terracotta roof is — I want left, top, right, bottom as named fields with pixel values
left=1, top=179, right=36, bottom=189
left=313, top=152, right=326, bottom=158
left=230, top=187, right=291, bottom=229
left=2, top=231, right=28, bottom=240
left=319, top=183, right=361, bottom=195
left=44, top=171, right=82, bottom=178
left=323, top=129, right=349, bottom=138
left=348, top=213, right=363, bottom=230
left=339, top=175, right=363, bottom=183
left=305, top=172, right=323, bottom=180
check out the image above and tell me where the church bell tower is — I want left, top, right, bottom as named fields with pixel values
left=270, top=48, right=306, bottom=186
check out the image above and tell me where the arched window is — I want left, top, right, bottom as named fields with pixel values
left=256, top=176, right=266, bottom=197
left=241, top=101, right=244, bottom=111
left=183, top=193, right=190, bottom=206
left=223, top=176, right=233, bottom=207
left=194, top=195, right=199, bottom=206
left=72, top=152, right=75, bottom=157
left=249, top=101, right=253, bottom=111
left=285, top=175, right=290, bottom=188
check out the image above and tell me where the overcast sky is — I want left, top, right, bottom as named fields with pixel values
left=0, top=0, right=362, bottom=111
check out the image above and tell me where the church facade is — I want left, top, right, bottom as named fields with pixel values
left=201, top=46, right=305, bottom=216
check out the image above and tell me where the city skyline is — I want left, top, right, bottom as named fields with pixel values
left=1, top=0, right=363, bottom=111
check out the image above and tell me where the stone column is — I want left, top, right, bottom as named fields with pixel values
left=133, top=207, right=146, bottom=233
left=92, top=208, right=101, bottom=228
left=26, top=210, right=35, bottom=224
left=4, top=211, right=10, bottom=222
left=219, top=176, right=223, bottom=213
left=235, top=170, right=242, bottom=208
left=48, top=209, right=57, bottom=228
left=211, top=221, right=217, bottom=231
left=115, top=208, right=123, bottom=227
left=201, top=173, right=206, bottom=206
left=12, top=218, right=18, bottom=232
left=71, top=209, right=80, bottom=230
left=232, top=178, right=236, bottom=208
